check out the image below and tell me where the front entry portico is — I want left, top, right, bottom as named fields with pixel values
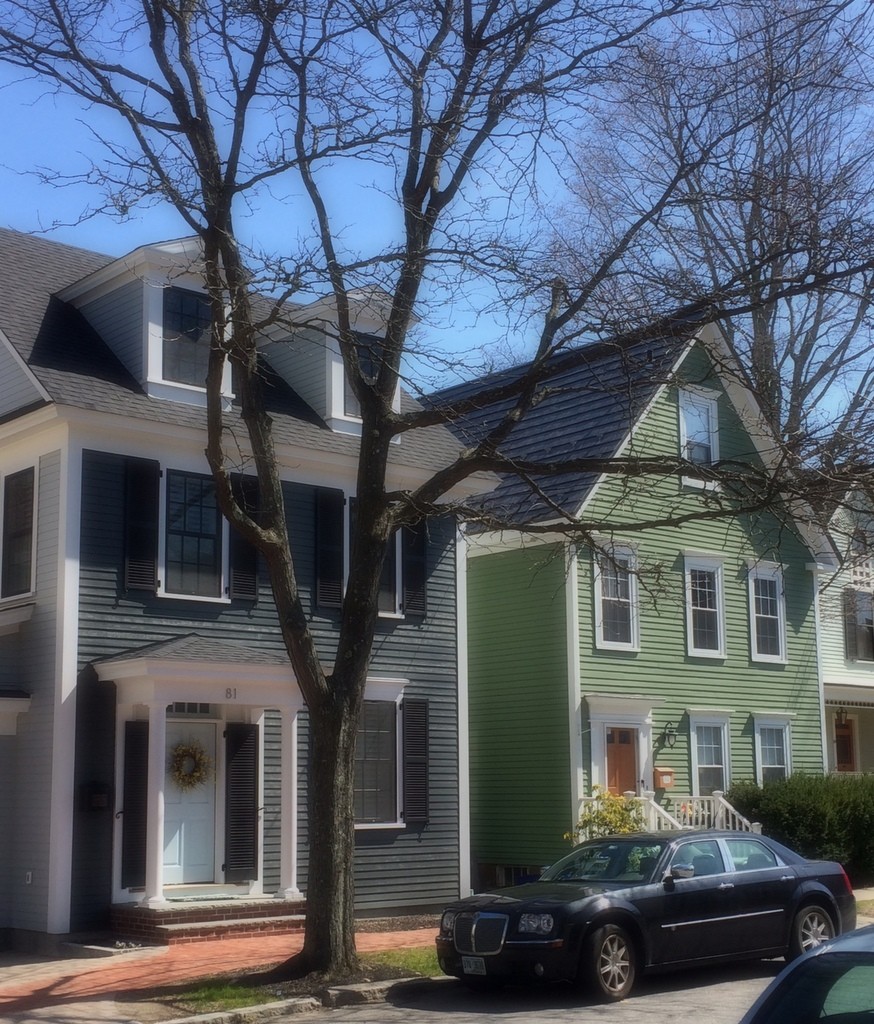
left=95, top=634, right=303, bottom=907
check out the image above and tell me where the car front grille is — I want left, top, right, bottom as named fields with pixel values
left=453, top=912, right=509, bottom=955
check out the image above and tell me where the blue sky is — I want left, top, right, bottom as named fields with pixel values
left=0, top=61, right=543, bottom=385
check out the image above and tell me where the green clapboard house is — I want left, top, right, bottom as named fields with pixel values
left=437, top=323, right=833, bottom=889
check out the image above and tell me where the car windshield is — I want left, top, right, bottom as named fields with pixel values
left=540, top=840, right=666, bottom=884
left=750, top=954, right=874, bottom=1023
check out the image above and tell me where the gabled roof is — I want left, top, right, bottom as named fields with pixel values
left=0, top=228, right=461, bottom=474
left=431, top=331, right=688, bottom=523
left=94, top=632, right=289, bottom=666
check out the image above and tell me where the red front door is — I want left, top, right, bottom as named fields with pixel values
left=606, top=727, right=638, bottom=794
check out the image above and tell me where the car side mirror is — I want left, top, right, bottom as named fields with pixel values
left=671, top=863, right=694, bottom=881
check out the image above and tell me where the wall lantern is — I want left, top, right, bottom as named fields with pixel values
left=837, top=706, right=848, bottom=727
left=662, top=722, right=678, bottom=748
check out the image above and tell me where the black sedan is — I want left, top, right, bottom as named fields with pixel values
left=739, top=923, right=874, bottom=1024
left=436, top=831, right=856, bottom=1002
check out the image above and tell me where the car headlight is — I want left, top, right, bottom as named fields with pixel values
left=441, top=910, right=458, bottom=934
left=519, top=913, right=554, bottom=935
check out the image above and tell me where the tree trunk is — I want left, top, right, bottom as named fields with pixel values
left=300, top=685, right=361, bottom=973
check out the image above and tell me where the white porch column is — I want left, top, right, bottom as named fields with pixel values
left=143, top=701, right=167, bottom=906
left=277, top=707, right=301, bottom=898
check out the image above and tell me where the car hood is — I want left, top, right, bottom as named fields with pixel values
left=452, top=882, right=609, bottom=911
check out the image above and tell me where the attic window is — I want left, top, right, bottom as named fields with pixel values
left=343, top=335, right=381, bottom=419
left=163, top=287, right=211, bottom=387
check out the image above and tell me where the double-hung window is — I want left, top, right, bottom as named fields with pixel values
left=1, top=467, right=35, bottom=599
left=684, top=556, right=725, bottom=657
left=122, top=456, right=258, bottom=602
left=354, top=686, right=429, bottom=827
left=754, top=716, right=791, bottom=784
left=162, top=287, right=212, bottom=387
left=844, top=589, right=874, bottom=661
left=594, top=546, right=639, bottom=650
left=164, top=470, right=223, bottom=598
left=748, top=563, right=787, bottom=663
left=679, top=389, right=719, bottom=466
left=690, top=713, right=730, bottom=795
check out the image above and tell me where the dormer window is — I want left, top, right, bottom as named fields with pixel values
left=163, top=287, right=211, bottom=387
left=679, top=389, right=719, bottom=466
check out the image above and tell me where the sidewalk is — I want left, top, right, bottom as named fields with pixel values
left=2, top=892, right=872, bottom=1024
left=0, top=925, right=437, bottom=1022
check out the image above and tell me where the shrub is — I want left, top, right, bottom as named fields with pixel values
left=727, top=774, right=874, bottom=885
left=565, top=786, right=645, bottom=842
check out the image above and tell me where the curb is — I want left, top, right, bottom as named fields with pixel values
left=161, top=976, right=447, bottom=1024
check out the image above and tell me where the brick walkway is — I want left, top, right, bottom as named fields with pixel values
left=0, top=927, right=437, bottom=1017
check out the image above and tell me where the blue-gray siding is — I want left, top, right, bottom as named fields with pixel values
left=73, top=448, right=460, bottom=919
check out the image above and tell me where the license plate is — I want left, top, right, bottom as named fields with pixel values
left=462, top=956, right=486, bottom=975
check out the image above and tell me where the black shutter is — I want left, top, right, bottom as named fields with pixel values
left=224, top=723, right=259, bottom=882
left=315, top=488, right=345, bottom=608
left=229, top=475, right=259, bottom=601
left=844, top=589, right=859, bottom=660
left=402, top=698, right=429, bottom=824
left=402, top=522, right=427, bottom=617
left=121, top=721, right=149, bottom=889
left=124, top=458, right=160, bottom=591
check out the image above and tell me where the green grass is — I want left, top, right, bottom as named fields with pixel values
left=368, top=946, right=440, bottom=976
left=149, top=945, right=441, bottom=1016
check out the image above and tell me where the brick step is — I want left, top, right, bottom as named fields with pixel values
left=112, top=897, right=307, bottom=946
left=155, top=913, right=306, bottom=945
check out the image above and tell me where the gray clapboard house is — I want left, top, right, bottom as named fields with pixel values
left=0, top=228, right=474, bottom=950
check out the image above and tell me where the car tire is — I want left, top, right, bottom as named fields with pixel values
left=581, top=923, right=637, bottom=1001
left=788, top=904, right=834, bottom=959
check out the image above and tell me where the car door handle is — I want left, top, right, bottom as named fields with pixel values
left=718, top=883, right=734, bottom=890
left=780, top=875, right=794, bottom=882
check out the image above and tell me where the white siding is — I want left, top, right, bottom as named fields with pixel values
left=5, top=451, right=61, bottom=932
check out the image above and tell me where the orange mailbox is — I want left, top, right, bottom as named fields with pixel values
left=655, top=766, right=675, bottom=789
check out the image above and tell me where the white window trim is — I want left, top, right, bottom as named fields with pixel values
left=679, top=387, right=720, bottom=489
left=689, top=711, right=731, bottom=796
left=144, top=278, right=234, bottom=407
left=354, top=677, right=407, bottom=830
left=0, top=463, right=38, bottom=604
left=593, top=545, right=640, bottom=651
left=753, top=714, right=793, bottom=786
left=684, top=555, right=726, bottom=658
left=157, top=465, right=231, bottom=604
left=748, top=562, right=788, bottom=664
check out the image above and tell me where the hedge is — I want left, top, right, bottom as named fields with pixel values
left=727, top=773, right=874, bottom=885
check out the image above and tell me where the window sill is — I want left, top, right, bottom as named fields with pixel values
left=355, top=820, right=403, bottom=831
left=157, top=590, right=231, bottom=605
left=595, top=640, right=640, bottom=653
left=681, top=475, right=721, bottom=493
left=687, top=650, right=726, bottom=660
left=751, top=654, right=788, bottom=665
left=0, top=598, right=35, bottom=636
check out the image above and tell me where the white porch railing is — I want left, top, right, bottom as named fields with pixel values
left=576, top=790, right=760, bottom=835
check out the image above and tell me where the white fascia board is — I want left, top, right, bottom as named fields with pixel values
left=59, top=402, right=489, bottom=500
left=57, top=236, right=204, bottom=305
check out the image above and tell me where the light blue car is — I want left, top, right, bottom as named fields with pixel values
left=739, top=923, right=874, bottom=1024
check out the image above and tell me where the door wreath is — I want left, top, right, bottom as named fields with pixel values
left=168, top=740, right=213, bottom=791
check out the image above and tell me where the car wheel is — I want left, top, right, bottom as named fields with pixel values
left=581, top=923, right=637, bottom=1001
left=788, top=904, right=834, bottom=959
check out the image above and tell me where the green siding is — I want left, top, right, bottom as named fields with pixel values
left=579, top=344, right=823, bottom=788
left=468, top=545, right=572, bottom=873
left=466, top=341, right=825, bottom=879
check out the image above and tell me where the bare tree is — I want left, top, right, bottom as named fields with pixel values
left=555, top=1, right=874, bottom=462
left=1, top=0, right=873, bottom=976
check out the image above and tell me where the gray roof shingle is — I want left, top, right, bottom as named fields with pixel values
left=431, top=333, right=689, bottom=522
left=0, top=227, right=461, bottom=472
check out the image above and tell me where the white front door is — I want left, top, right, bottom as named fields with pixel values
left=164, top=722, right=217, bottom=885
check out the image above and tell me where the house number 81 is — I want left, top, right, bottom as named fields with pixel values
left=226, top=687, right=238, bottom=700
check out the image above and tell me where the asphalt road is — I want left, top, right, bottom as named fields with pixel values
left=297, top=959, right=783, bottom=1023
